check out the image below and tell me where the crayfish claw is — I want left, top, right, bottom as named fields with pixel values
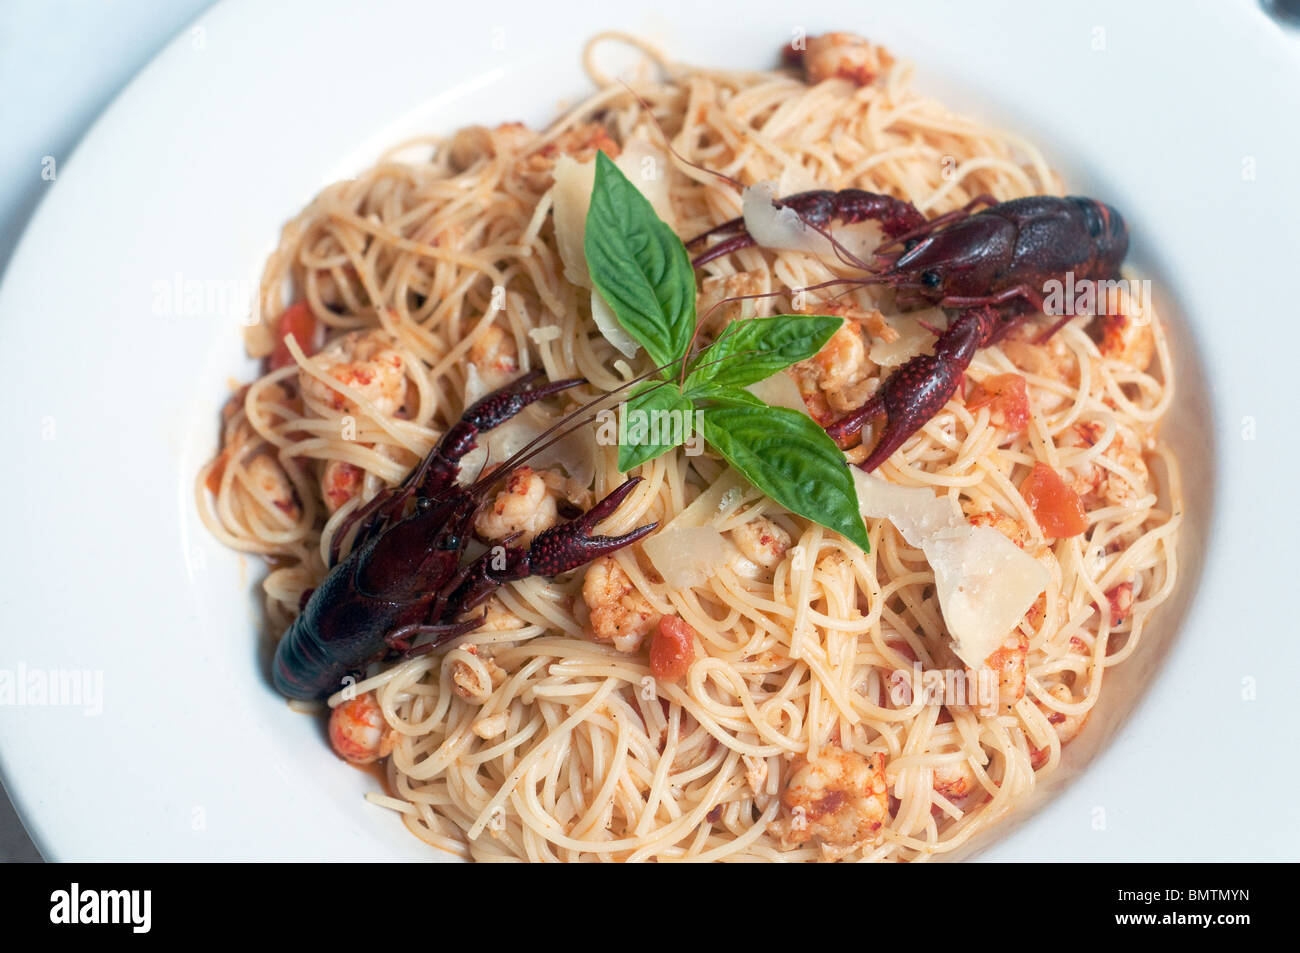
left=461, top=371, right=585, bottom=433
left=527, top=478, right=657, bottom=576
left=828, top=308, right=994, bottom=472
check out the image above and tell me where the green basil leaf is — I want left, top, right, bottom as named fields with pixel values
left=585, top=152, right=696, bottom=372
left=617, top=382, right=695, bottom=472
left=684, top=314, right=843, bottom=394
left=690, top=384, right=766, bottom=408
left=699, top=397, right=871, bottom=552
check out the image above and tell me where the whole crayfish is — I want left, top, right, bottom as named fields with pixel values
left=688, top=190, right=1129, bottom=470
left=272, top=371, right=655, bottom=700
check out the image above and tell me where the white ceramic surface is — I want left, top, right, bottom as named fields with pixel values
left=1, top=0, right=1297, bottom=861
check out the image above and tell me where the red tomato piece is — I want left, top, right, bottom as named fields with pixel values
left=967, top=373, right=1030, bottom=433
left=649, top=616, right=696, bottom=682
left=1020, top=462, right=1088, bottom=538
left=267, top=300, right=318, bottom=371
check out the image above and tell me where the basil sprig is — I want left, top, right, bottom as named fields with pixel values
left=583, top=153, right=871, bottom=553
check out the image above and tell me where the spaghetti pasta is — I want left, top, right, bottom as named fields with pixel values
left=198, top=31, right=1181, bottom=862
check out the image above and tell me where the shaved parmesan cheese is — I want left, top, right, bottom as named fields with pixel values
left=455, top=378, right=596, bottom=488
left=868, top=310, right=944, bottom=367
left=852, top=469, right=958, bottom=546
left=553, top=140, right=673, bottom=360
left=745, top=370, right=812, bottom=418
left=926, top=527, right=1050, bottom=668
left=671, top=469, right=749, bottom=528
left=643, top=469, right=748, bottom=587
left=551, top=156, right=597, bottom=289
left=615, top=135, right=674, bottom=227
left=644, top=524, right=738, bottom=589
left=851, top=469, right=1049, bottom=668
left=463, top=361, right=488, bottom=406
left=591, top=290, right=640, bottom=358
left=742, top=182, right=827, bottom=255
left=740, top=183, right=886, bottom=265
left=830, top=220, right=886, bottom=266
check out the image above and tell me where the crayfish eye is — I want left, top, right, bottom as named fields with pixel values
left=416, top=498, right=432, bottom=512
left=921, top=269, right=942, bottom=290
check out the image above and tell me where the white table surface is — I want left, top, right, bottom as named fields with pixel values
left=0, top=0, right=220, bottom=862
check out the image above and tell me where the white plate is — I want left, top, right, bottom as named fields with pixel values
left=2, top=0, right=1298, bottom=862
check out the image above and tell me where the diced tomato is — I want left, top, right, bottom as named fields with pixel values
left=967, top=373, right=1030, bottom=433
left=649, top=616, right=696, bottom=682
left=1020, top=463, right=1088, bottom=538
left=267, top=301, right=318, bottom=371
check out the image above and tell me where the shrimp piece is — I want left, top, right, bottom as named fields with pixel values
left=452, top=647, right=508, bottom=704
left=489, top=121, right=535, bottom=156
left=743, top=754, right=769, bottom=797
left=794, top=33, right=895, bottom=86
left=244, top=454, right=301, bottom=523
left=1097, top=312, right=1155, bottom=371
left=776, top=746, right=890, bottom=854
left=473, top=466, right=560, bottom=545
left=472, top=711, right=511, bottom=740
left=328, top=692, right=394, bottom=765
left=1103, top=579, right=1135, bottom=626
left=932, top=756, right=978, bottom=800
left=517, top=122, right=620, bottom=191
left=1095, top=285, right=1156, bottom=372
left=468, top=323, right=519, bottom=380
left=697, top=270, right=770, bottom=330
left=1000, top=323, right=1080, bottom=387
left=320, top=460, right=363, bottom=515
left=1058, top=421, right=1150, bottom=509
left=477, top=596, right=527, bottom=632
left=730, top=517, right=793, bottom=572
left=983, top=633, right=1028, bottom=712
left=299, top=330, right=407, bottom=418
left=582, top=556, right=660, bottom=653
left=791, top=319, right=878, bottom=422
left=965, top=509, right=1035, bottom=551
left=318, top=444, right=411, bottom=516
